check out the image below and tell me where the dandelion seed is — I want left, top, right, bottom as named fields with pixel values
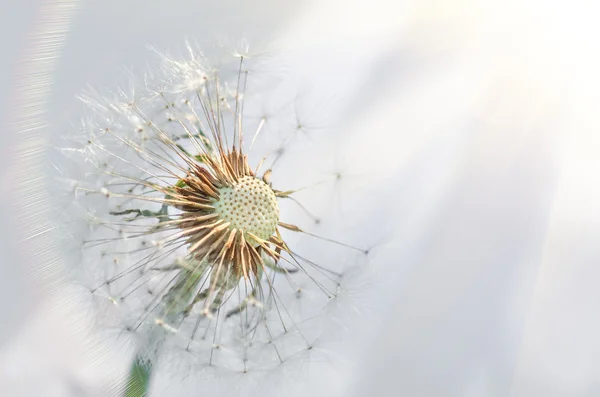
left=58, top=43, right=368, bottom=395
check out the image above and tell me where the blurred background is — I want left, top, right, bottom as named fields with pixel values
left=2, top=0, right=600, bottom=396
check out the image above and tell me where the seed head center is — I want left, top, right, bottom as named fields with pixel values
left=213, top=176, right=279, bottom=246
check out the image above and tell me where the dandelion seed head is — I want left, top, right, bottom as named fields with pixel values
left=53, top=41, right=373, bottom=395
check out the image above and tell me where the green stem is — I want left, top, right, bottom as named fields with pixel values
left=124, top=355, right=153, bottom=397
left=122, top=267, right=204, bottom=396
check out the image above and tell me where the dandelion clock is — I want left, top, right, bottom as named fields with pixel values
left=57, top=43, right=374, bottom=396
left=11, top=1, right=397, bottom=395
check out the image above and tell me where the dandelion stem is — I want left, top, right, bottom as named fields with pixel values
left=124, top=267, right=203, bottom=396
left=124, top=356, right=153, bottom=397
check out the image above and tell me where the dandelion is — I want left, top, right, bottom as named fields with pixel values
left=57, top=43, right=369, bottom=396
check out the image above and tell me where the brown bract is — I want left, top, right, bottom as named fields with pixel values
left=169, top=147, right=286, bottom=309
